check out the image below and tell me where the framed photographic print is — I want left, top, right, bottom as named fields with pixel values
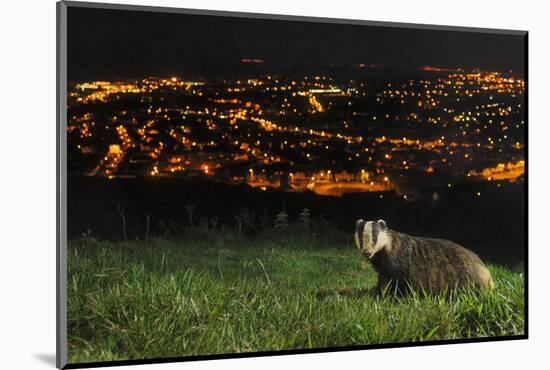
left=57, top=1, right=527, bottom=368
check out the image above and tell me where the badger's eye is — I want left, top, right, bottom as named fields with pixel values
left=371, top=222, right=379, bottom=246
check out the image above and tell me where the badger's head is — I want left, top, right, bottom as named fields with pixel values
left=354, top=219, right=390, bottom=259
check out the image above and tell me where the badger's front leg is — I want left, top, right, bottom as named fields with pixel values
left=375, top=275, right=393, bottom=296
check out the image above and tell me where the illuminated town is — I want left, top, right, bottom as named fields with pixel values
left=67, top=66, right=525, bottom=198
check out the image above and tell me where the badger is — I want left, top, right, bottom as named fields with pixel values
left=354, top=219, right=494, bottom=295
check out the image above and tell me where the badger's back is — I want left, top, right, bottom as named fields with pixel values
left=371, top=231, right=494, bottom=294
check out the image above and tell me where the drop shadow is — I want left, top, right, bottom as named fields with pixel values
left=34, top=353, right=57, bottom=367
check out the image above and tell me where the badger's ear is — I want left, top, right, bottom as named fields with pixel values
left=356, top=219, right=364, bottom=227
left=377, top=219, right=387, bottom=230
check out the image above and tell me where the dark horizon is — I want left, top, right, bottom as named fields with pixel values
left=67, top=6, right=526, bottom=82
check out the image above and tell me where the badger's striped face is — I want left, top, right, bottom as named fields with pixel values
left=354, top=219, right=389, bottom=259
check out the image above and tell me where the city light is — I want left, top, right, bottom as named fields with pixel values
left=67, top=68, right=524, bottom=197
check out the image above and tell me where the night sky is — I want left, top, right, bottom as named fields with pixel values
left=67, top=6, right=526, bottom=81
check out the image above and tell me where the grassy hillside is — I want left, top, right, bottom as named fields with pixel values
left=67, top=231, right=524, bottom=364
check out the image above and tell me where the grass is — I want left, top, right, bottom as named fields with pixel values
left=67, top=230, right=525, bottom=364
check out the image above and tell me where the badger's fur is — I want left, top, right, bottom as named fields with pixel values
left=354, top=219, right=494, bottom=295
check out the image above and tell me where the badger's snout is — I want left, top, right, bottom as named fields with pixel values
left=361, top=249, right=374, bottom=259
